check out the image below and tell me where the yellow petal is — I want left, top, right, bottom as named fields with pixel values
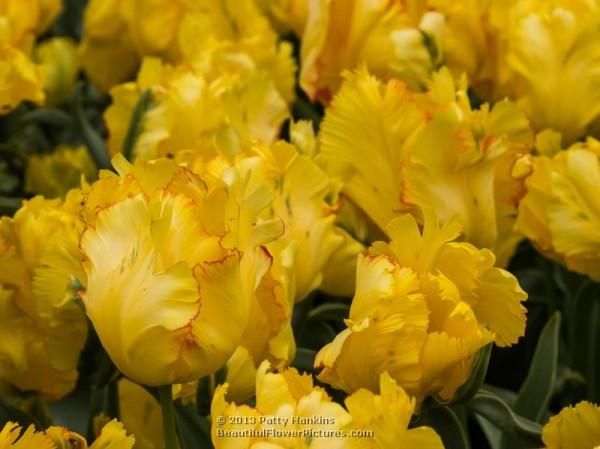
left=542, top=401, right=600, bottom=449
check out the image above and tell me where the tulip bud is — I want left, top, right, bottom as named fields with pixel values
left=34, top=37, right=79, bottom=106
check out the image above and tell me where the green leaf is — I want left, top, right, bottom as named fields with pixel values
left=568, top=283, right=596, bottom=374
left=195, top=377, right=211, bottom=416
left=307, top=303, right=349, bottom=322
left=475, top=415, right=502, bottom=449
left=292, top=348, right=316, bottom=373
left=174, top=400, right=213, bottom=449
left=195, top=367, right=227, bottom=416
left=436, top=343, right=492, bottom=406
left=72, top=84, right=111, bottom=170
left=590, top=300, right=600, bottom=402
left=0, top=395, right=41, bottom=429
left=20, top=108, right=73, bottom=128
left=468, top=389, right=542, bottom=448
left=121, top=90, right=153, bottom=161
left=481, top=384, right=517, bottom=408
left=419, top=404, right=470, bottom=449
left=513, top=312, right=561, bottom=423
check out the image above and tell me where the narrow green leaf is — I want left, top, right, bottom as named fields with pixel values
left=590, top=300, right=600, bottom=402
left=0, top=395, right=41, bottom=429
left=568, top=283, right=596, bottom=375
left=475, top=415, right=502, bottom=449
left=121, top=90, right=153, bottom=161
left=513, top=312, right=561, bottom=422
left=195, top=377, right=211, bottom=416
left=174, top=400, right=213, bottom=449
left=195, top=366, right=227, bottom=417
left=468, top=389, right=542, bottom=448
left=481, top=384, right=517, bottom=408
left=21, top=108, right=73, bottom=127
left=106, top=380, right=120, bottom=421
left=420, top=405, right=470, bottom=449
left=72, top=84, right=111, bottom=170
left=306, top=303, right=349, bottom=322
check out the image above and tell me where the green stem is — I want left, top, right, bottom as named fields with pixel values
left=72, top=82, right=112, bottom=170
left=121, top=90, right=152, bottom=161
left=107, top=380, right=120, bottom=420
left=158, top=385, right=178, bottom=449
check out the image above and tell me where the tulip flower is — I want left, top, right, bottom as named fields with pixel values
left=0, top=192, right=88, bottom=400
left=0, top=0, right=63, bottom=113
left=80, top=155, right=282, bottom=387
left=0, top=419, right=135, bottom=449
left=428, top=1, right=600, bottom=144
left=0, top=44, right=45, bottom=113
left=541, top=401, right=600, bottom=449
left=118, top=378, right=164, bottom=449
left=34, top=37, right=79, bottom=106
left=316, top=213, right=527, bottom=400
left=319, top=67, right=533, bottom=266
left=211, top=361, right=444, bottom=448
left=104, top=57, right=289, bottom=162
left=79, top=0, right=295, bottom=96
left=25, top=145, right=96, bottom=198
left=185, top=135, right=362, bottom=401
left=517, top=137, right=600, bottom=281
left=300, top=0, right=444, bottom=103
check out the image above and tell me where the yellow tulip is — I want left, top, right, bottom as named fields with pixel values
left=516, top=137, right=600, bottom=280
left=541, top=401, right=600, bottom=449
left=426, top=0, right=509, bottom=101
left=211, top=361, right=443, bottom=448
left=501, top=2, right=600, bottom=144
left=0, top=191, right=87, bottom=400
left=0, top=0, right=62, bottom=51
left=212, top=361, right=351, bottom=449
left=33, top=37, right=79, bottom=106
left=105, top=57, right=289, bottom=162
left=300, top=0, right=443, bottom=102
left=118, top=378, right=164, bottom=449
left=427, top=0, right=600, bottom=143
left=0, top=43, right=44, bottom=113
left=0, top=0, right=63, bottom=112
left=0, top=419, right=135, bottom=449
left=318, top=68, right=427, bottom=236
left=77, top=0, right=146, bottom=91
left=403, top=70, right=533, bottom=265
left=79, top=155, right=282, bottom=386
left=345, top=372, right=444, bottom=448
left=319, top=67, right=533, bottom=265
left=187, top=136, right=358, bottom=399
left=319, top=199, right=370, bottom=298
left=0, top=422, right=56, bottom=449
left=79, top=0, right=295, bottom=97
left=287, top=119, right=366, bottom=299
left=25, top=145, right=96, bottom=198
left=316, top=213, right=526, bottom=400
